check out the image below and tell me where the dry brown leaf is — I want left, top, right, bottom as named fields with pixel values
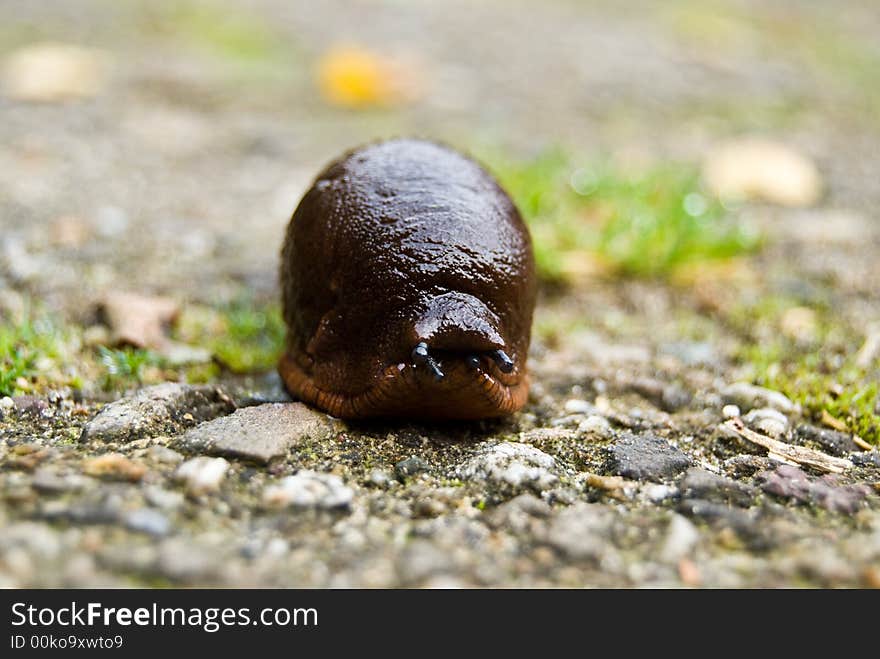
left=99, top=292, right=179, bottom=351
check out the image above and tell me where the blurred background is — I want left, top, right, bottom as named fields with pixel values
left=2, top=0, right=880, bottom=591
left=1, top=0, right=879, bottom=439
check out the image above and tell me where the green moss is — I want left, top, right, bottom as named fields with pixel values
left=593, top=164, right=759, bottom=276
left=733, top=298, right=879, bottom=444
left=749, top=350, right=879, bottom=445
left=213, top=302, right=285, bottom=373
left=0, top=310, right=76, bottom=396
left=182, top=361, right=221, bottom=384
left=98, top=346, right=163, bottom=391
left=485, top=148, right=760, bottom=283
left=178, top=300, right=285, bottom=374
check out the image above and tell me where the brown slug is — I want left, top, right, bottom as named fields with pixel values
left=279, top=138, right=536, bottom=420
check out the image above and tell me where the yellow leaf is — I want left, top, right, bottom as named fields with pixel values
left=316, top=46, right=414, bottom=108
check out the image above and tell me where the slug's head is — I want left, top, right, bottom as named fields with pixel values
left=369, top=291, right=530, bottom=419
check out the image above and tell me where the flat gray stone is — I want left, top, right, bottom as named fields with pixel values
left=177, top=402, right=336, bottom=464
left=605, top=432, right=691, bottom=481
left=80, top=383, right=236, bottom=444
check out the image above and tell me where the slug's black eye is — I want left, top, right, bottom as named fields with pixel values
left=411, top=342, right=444, bottom=380
left=466, top=354, right=481, bottom=370
left=492, top=349, right=514, bottom=373
left=411, top=342, right=430, bottom=364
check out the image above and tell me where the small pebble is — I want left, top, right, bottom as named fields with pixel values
left=457, top=441, right=558, bottom=492
left=722, top=404, right=740, bottom=419
left=578, top=414, right=613, bottom=438
left=743, top=407, right=789, bottom=438
left=175, top=457, right=229, bottom=495
left=564, top=399, right=594, bottom=415
left=124, top=509, right=171, bottom=537
left=0, top=396, right=13, bottom=411
left=263, top=470, right=353, bottom=510
left=641, top=483, right=677, bottom=502
left=605, top=433, right=691, bottom=482
left=146, top=445, right=183, bottom=465
left=395, top=456, right=430, bottom=479
left=368, top=469, right=393, bottom=488
left=143, top=486, right=185, bottom=510
left=31, top=468, right=89, bottom=493
left=659, top=514, right=700, bottom=563
left=721, top=382, right=795, bottom=414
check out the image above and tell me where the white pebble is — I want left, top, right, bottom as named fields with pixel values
left=722, top=404, right=740, bottom=419
left=0, top=396, right=13, bottom=410
left=743, top=407, right=790, bottom=438
left=563, top=399, right=593, bottom=415
left=659, top=514, right=700, bottom=563
left=578, top=415, right=613, bottom=438
left=174, top=457, right=229, bottom=495
left=263, top=470, right=353, bottom=509
left=642, top=483, right=677, bottom=502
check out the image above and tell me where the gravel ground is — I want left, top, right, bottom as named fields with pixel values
left=1, top=0, right=879, bottom=587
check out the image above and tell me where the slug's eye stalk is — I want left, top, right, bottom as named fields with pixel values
left=411, top=342, right=430, bottom=364
left=492, top=349, right=514, bottom=373
left=411, top=342, right=445, bottom=381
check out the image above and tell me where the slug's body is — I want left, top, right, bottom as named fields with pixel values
left=279, top=139, right=536, bottom=419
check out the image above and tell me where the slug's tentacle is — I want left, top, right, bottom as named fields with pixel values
left=411, top=342, right=430, bottom=364
left=492, top=349, right=515, bottom=373
left=426, top=360, right=445, bottom=381
left=411, top=342, right=445, bottom=380
left=413, top=342, right=512, bottom=379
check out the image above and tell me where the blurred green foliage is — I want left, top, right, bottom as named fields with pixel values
left=98, top=346, right=162, bottom=391
left=199, top=300, right=286, bottom=373
left=487, top=149, right=760, bottom=282
left=169, top=1, right=294, bottom=67
left=0, top=312, right=68, bottom=396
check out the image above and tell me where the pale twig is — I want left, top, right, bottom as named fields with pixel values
left=723, top=418, right=853, bottom=474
